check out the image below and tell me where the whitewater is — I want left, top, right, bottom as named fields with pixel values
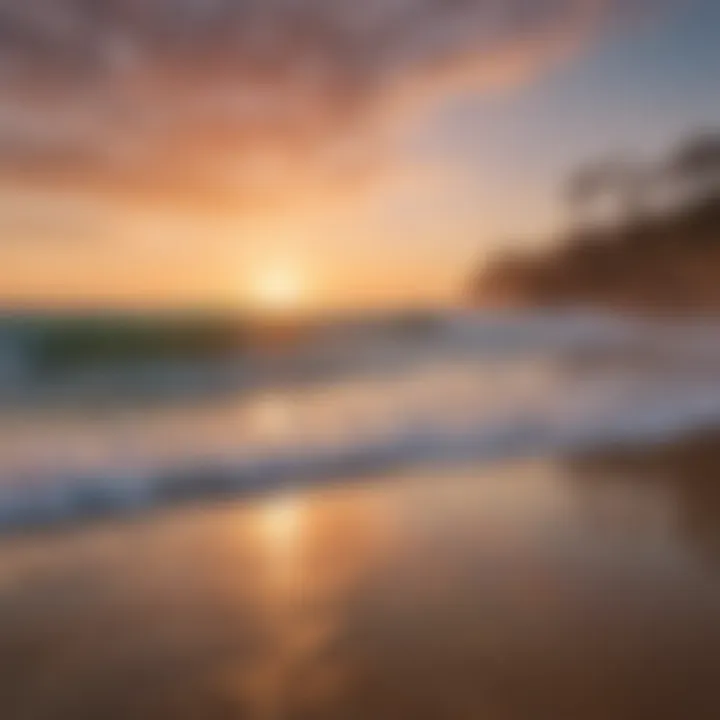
left=1, top=310, right=719, bottom=530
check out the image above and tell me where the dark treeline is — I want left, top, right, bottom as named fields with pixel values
left=472, top=131, right=720, bottom=312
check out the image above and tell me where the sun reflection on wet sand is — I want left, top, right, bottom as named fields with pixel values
left=259, top=494, right=305, bottom=560
left=236, top=494, right=309, bottom=720
left=226, top=487, right=397, bottom=719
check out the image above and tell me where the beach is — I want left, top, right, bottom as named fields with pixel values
left=2, top=430, right=720, bottom=720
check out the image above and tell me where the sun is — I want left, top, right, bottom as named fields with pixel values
left=248, top=263, right=307, bottom=313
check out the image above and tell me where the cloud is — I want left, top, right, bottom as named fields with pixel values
left=0, top=0, right=650, bottom=212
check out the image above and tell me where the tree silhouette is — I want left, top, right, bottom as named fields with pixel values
left=669, top=132, right=720, bottom=202
left=567, top=157, right=651, bottom=229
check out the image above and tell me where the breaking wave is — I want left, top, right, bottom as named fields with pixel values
left=1, top=310, right=720, bottom=530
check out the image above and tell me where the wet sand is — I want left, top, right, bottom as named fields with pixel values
left=1, top=435, right=720, bottom=719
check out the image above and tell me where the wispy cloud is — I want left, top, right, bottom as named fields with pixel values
left=0, top=0, right=655, bottom=212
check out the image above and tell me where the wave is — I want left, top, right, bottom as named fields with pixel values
left=1, top=310, right=720, bottom=531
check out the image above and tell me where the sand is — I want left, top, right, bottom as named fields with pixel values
left=1, top=434, right=720, bottom=719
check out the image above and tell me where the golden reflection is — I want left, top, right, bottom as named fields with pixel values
left=259, top=494, right=305, bottom=558
left=231, top=485, right=398, bottom=716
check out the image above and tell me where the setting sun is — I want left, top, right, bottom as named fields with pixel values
left=247, top=263, right=307, bottom=313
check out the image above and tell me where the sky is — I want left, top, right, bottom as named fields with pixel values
left=0, top=0, right=719, bottom=313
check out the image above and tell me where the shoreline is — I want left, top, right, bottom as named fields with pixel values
left=2, top=422, right=719, bottom=541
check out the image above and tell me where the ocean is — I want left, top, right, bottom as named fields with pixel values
left=0, top=309, right=719, bottom=530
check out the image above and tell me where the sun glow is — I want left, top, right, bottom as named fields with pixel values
left=247, top=262, right=307, bottom=313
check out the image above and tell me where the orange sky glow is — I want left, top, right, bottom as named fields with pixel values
left=0, top=0, right=711, bottom=313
